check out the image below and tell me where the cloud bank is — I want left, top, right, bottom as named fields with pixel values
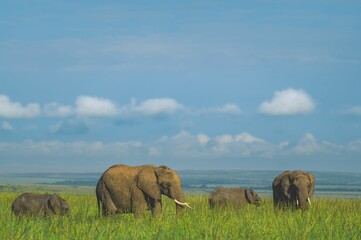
left=1, top=94, right=243, bottom=120
left=0, top=131, right=354, bottom=162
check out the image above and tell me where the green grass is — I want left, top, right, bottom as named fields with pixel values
left=1, top=191, right=360, bottom=239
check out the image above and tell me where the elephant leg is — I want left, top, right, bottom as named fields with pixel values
left=133, top=202, right=148, bottom=218
left=273, top=194, right=281, bottom=208
left=102, top=194, right=117, bottom=216
left=274, top=196, right=287, bottom=211
left=151, top=199, right=162, bottom=216
left=131, top=189, right=148, bottom=218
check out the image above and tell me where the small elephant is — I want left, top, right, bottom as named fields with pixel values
left=11, top=193, right=70, bottom=217
left=272, top=170, right=315, bottom=210
left=96, top=164, right=191, bottom=217
left=209, top=187, right=262, bottom=209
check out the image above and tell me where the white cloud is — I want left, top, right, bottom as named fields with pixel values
left=1, top=121, right=13, bottom=131
left=197, top=134, right=210, bottom=146
left=259, top=88, right=315, bottom=116
left=132, top=98, right=183, bottom=116
left=75, top=96, right=118, bottom=117
left=292, top=133, right=341, bottom=155
left=215, top=134, right=234, bottom=145
left=206, top=132, right=269, bottom=156
left=235, top=132, right=264, bottom=143
left=293, top=133, right=319, bottom=154
left=44, top=102, right=74, bottom=117
left=0, top=95, right=40, bottom=119
left=213, top=132, right=265, bottom=145
left=214, top=103, right=242, bottom=115
left=154, top=131, right=272, bottom=158
left=196, top=103, right=242, bottom=116
left=155, top=131, right=213, bottom=158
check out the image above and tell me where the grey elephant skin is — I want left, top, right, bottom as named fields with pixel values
left=96, top=164, right=191, bottom=217
left=209, top=187, right=262, bottom=209
left=11, top=193, right=70, bottom=217
left=272, top=170, right=315, bottom=210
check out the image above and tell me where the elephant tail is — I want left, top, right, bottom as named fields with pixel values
left=11, top=201, right=15, bottom=215
left=96, top=197, right=101, bottom=217
left=96, top=176, right=118, bottom=216
left=95, top=178, right=104, bottom=217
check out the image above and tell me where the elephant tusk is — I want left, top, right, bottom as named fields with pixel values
left=307, top=197, right=311, bottom=205
left=184, top=202, right=192, bottom=209
left=296, top=199, right=299, bottom=206
left=174, top=199, right=192, bottom=209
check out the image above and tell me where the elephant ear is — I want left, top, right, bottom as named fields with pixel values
left=305, top=172, right=315, bottom=196
left=137, top=168, right=161, bottom=200
left=245, top=189, right=255, bottom=204
left=155, top=165, right=173, bottom=181
left=48, top=194, right=62, bottom=214
left=273, top=171, right=290, bottom=188
left=280, top=173, right=292, bottom=198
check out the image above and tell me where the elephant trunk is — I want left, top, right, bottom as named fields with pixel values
left=172, top=189, right=191, bottom=214
left=297, top=190, right=309, bottom=210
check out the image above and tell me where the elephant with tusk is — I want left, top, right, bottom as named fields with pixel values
left=272, top=170, right=315, bottom=210
left=96, top=164, right=191, bottom=217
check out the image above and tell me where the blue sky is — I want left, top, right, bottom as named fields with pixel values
left=1, top=1, right=361, bottom=172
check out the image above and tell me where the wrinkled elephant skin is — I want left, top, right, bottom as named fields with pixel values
left=272, top=170, right=315, bottom=210
left=96, top=164, right=190, bottom=217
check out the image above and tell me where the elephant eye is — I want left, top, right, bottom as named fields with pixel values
left=162, top=182, right=171, bottom=188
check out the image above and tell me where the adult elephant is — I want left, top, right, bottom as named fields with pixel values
left=272, top=170, right=315, bottom=210
left=96, top=164, right=191, bottom=217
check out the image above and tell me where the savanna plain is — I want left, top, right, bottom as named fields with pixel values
left=0, top=189, right=360, bottom=240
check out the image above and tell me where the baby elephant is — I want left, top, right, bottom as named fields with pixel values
left=12, top=193, right=70, bottom=217
left=209, top=187, right=262, bottom=209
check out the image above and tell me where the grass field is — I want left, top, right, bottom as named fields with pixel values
left=0, top=190, right=360, bottom=240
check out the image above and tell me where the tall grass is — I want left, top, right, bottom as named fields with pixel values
left=0, top=192, right=360, bottom=239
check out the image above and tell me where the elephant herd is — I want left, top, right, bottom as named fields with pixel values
left=10, top=164, right=315, bottom=217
